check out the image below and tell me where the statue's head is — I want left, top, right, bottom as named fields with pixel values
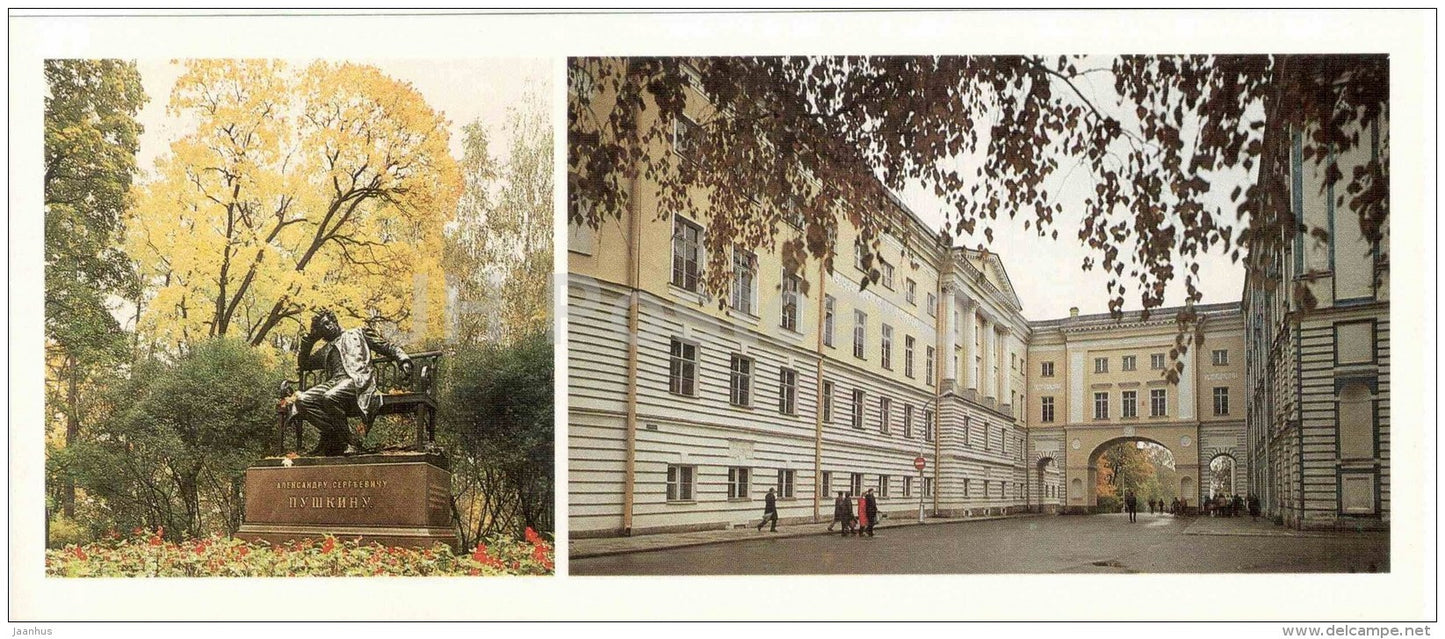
left=310, top=309, right=343, bottom=340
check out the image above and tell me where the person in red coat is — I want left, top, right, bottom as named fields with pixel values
left=855, top=493, right=869, bottom=537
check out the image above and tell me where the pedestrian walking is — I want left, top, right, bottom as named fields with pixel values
left=756, top=487, right=778, bottom=532
left=827, top=492, right=846, bottom=531
left=840, top=493, right=855, bottom=537
left=863, top=489, right=879, bottom=537
left=1148, top=498, right=1155, bottom=515
left=1248, top=493, right=1261, bottom=521
left=855, top=493, right=870, bottom=537
left=1232, top=494, right=1244, bottom=517
left=1170, top=497, right=1181, bottom=516
left=1124, top=490, right=1138, bottom=523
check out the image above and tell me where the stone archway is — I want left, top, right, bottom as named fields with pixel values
left=1035, top=457, right=1060, bottom=513
left=1207, top=453, right=1239, bottom=498
left=1062, top=424, right=1201, bottom=514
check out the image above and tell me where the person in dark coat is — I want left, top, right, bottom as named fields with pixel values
left=840, top=493, right=855, bottom=537
left=1124, top=490, right=1138, bottom=523
left=827, top=491, right=847, bottom=532
left=1248, top=493, right=1261, bottom=521
left=757, top=487, right=778, bottom=532
left=863, top=489, right=879, bottom=537
left=1171, top=497, right=1180, bottom=515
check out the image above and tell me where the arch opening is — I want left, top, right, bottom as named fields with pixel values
left=1086, top=437, right=1180, bottom=513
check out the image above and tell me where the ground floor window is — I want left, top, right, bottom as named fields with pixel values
left=923, top=477, right=934, bottom=498
left=667, top=465, right=695, bottom=502
left=850, top=472, right=864, bottom=496
left=964, top=478, right=971, bottom=498
left=878, top=474, right=890, bottom=498
left=776, top=469, right=795, bottom=499
left=728, top=467, right=750, bottom=500
left=820, top=471, right=831, bottom=497
left=903, top=476, right=913, bottom=497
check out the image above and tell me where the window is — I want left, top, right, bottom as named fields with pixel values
left=823, top=296, right=835, bottom=347
left=905, top=279, right=917, bottom=304
left=1122, top=355, right=1137, bottom=371
left=666, top=465, right=695, bottom=502
left=1150, top=388, right=1167, bottom=417
left=1122, top=390, right=1138, bottom=418
left=780, top=273, right=801, bottom=331
left=1213, top=387, right=1230, bottom=416
left=729, top=354, right=753, bottom=407
left=984, top=481, right=991, bottom=498
left=1094, top=392, right=1110, bottom=420
left=1041, top=397, right=1055, bottom=423
left=567, top=220, right=597, bottom=255
left=850, top=473, right=864, bottom=496
left=878, top=475, right=891, bottom=498
left=1150, top=353, right=1165, bottom=370
left=673, top=114, right=702, bottom=161
left=776, top=469, right=795, bottom=499
left=671, top=216, right=703, bottom=292
left=881, top=261, right=895, bottom=289
left=822, top=380, right=835, bottom=423
left=730, top=249, right=756, bottom=314
left=925, top=346, right=936, bottom=386
left=778, top=368, right=798, bottom=415
left=905, top=336, right=916, bottom=378
left=669, top=338, right=698, bottom=396
left=903, top=404, right=914, bottom=438
left=1338, top=382, right=1375, bottom=459
left=964, top=478, right=971, bottom=498
left=854, top=240, right=867, bottom=272
left=851, top=389, right=866, bottom=429
left=1212, top=349, right=1229, bottom=366
left=903, top=476, right=913, bottom=497
left=1094, top=357, right=1108, bottom=373
left=727, top=467, right=751, bottom=500
left=853, top=310, right=867, bottom=359
left=881, top=324, right=894, bottom=369
left=923, top=408, right=935, bottom=442
left=923, top=477, right=934, bottom=498
left=879, top=396, right=892, bottom=434
left=1041, top=361, right=1055, bottom=377
left=926, top=292, right=938, bottom=317
left=820, top=471, right=831, bottom=496
left=1010, top=353, right=1017, bottom=370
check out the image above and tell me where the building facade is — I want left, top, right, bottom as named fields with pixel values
left=567, top=66, right=1259, bottom=537
left=1243, top=118, right=1390, bottom=530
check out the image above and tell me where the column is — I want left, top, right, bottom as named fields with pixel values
left=997, top=326, right=1011, bottom=405
left=941, top=283, right=957, bottom=389
left=960, top=298, right=977, bottom=395
left=981, top=314, right=994, bottom=400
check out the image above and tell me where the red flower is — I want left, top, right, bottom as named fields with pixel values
left=148, top=535, right=163, bottom=547
left=471, top=543, right=488, bottom=563
left=73, top=546, right=87, bottom=561
left=321, top=537, right=335, bottom=554
left=525, top=527, right=541, bottom=544
left=237, top=546, right=250, bottom=558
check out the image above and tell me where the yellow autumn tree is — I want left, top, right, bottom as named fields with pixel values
left=127, top=60, right=459, bottom=351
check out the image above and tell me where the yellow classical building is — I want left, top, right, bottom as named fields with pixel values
left=566, top=62, right=1253, bottom=537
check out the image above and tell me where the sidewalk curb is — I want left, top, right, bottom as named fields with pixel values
left=569, top=513, right=1045, bottom=560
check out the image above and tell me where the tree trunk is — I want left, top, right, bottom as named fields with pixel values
left=62, top=355, right=79, bottom=519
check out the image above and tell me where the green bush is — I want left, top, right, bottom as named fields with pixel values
left=46, top=513, right=87, bottom=548
left=46, top=528, right=554, bottom=577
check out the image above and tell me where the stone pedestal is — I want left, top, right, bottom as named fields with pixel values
left=236, top=452, right=457, bottom=550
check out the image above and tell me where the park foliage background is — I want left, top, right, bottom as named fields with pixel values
left=43, top=59, right=554, bottom=572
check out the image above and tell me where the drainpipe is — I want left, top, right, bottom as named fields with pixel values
left=620, top=137, right=643, bottom=536
left=812, top=259, right=827, bottom=522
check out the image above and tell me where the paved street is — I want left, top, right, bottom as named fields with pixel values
left=569, top=513, right=1389, bottom=575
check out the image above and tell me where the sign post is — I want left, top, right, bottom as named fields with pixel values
left=913, top=455, right=927, bottom=523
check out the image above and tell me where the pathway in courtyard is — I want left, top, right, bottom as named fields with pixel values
left=568, top=512, right=1389, bottom=575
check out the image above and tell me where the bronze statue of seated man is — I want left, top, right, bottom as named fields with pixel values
left=287, top=309, right=412, bottom=456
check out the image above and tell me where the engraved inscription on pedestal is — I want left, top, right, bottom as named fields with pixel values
left=236, top=452, right=456, bottom=550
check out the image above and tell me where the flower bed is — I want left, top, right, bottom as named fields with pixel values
left=46, top=528, right=554, bottom=577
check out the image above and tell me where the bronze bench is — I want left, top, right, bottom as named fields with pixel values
left=276, top=350, right=443, bottom=455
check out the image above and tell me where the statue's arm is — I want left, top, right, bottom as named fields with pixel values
left=298, top=334, right=319, bottom=370
left=362, top=326, right=410, bottom=363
